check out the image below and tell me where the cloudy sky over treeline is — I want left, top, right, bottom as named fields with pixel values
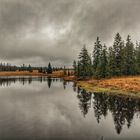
left=0, top=0, right=140, bottom=66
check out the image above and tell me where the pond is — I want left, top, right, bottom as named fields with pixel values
left=0, top=76, right=139, bottom=140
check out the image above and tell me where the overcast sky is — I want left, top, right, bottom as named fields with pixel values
left=0, top=0, right=140, bottom=67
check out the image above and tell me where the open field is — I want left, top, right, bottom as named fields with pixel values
left=76, top=76, right=140, bottom=97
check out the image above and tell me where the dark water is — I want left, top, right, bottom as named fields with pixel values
left=0, top=76, right=140, bottom=140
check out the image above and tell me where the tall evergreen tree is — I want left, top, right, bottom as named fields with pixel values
left=93, top=37, right=102, bottom=76
left=135, top=43, right=140, bottom=74
left=63, top=66, right=67, bottom=75
left=112, top=33, right=124, bottom=76
left=123, top=35, right=136, bottom=75
left=108, top=47, right=116, bottom=77
left=78, top=45, right=92, bottom=78
left=96, top=44, right=108, bottom=78
left=47, top=62, right=53, bottom=74
left=28, top=64, right=33, bottom=72
left=73, top=60, right=77, bottom=76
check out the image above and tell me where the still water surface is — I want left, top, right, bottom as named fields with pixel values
left=0, top=76, right=139, bottom=140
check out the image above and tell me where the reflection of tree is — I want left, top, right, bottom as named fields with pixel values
left=28, top=77, right=32, bottom=84
left=47, top=78, right=52, bottom=88
left=39, top=77, right=43, bottom=82
left=21, top=77, right=25, bottom=85
left=93, top=93, right=140, bottom=134
left=75, top=88, right=140, bottom=135
left=0, top=77, right=55, bottom=87
left=73, top=82, right=77, bottom=92
left=63, top=81, right=67, bottom=89
left=77, top=86, right=81, bottom=94
left=77, top=89, right=92, bottom=117
left=93, top=93, right=108, bottom=123
left=110, top=96, right=125, bottom=134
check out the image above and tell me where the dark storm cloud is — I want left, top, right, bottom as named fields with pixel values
left=0, top=0, right=140, bottom=66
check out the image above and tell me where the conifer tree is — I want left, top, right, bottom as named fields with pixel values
left=73, top=60, right=77, bottom=76
left=112, top=33, right=124, bottom=76
left=77, top=61, right=80, bottom=77
left=136, top=44, right=140, bottom=74
left=47, top=62, right=53, bottom=74
left=63, top=66, right=67, bottom=75
left=108, top=47, right=116, bottom=77
left=28, top=64, right=33, bottom=72
left=94, top=44, right=108, bottom=79
left=93, top=37, right=102, bottom=76
left=78, top=45, right=92, bottom=78
left=123, top=35, right=136, bottom=75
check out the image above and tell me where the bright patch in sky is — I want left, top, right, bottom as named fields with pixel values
left=23, top=23, right=71, bottom=41
left=40, top=25, right=69, bottom=40
left=41, top=26, right=57, bottom=40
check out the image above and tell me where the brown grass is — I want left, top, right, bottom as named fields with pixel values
left=79, top=76, right=140, bottom=94
left=0, top=70, right=64, bottom=77
left=63, top=76, right=76, bottom=81
left=0, top=71, right=46, bottom=76
left=97, top=76, right=140, bottom=93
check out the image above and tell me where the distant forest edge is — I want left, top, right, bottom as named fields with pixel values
left=0, top=62, right=53, bottom=74
left=73, top=33, right=140, bottom=79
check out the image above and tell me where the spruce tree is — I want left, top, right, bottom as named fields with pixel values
left=100, top=44, right=108, bottom=78
left=78, top=45, right=92, bottom=78
left=73, top=60, right=77, bottom=76
left=63, top=66, right=67, bottom=75
left=108, top=47, right=116, bottom=77
left=95, top=44, right=108, bottom=79
left=135, top=43, right=140, bottom=74
left=112, top=33, right=124, bottom=76
left=123, top=35, right=136, bottom=75
left=47, top=62, right=53, bottom=74
left=28, top=64, right=33, bottom=72
left=93, top=37, right=102, bottom=76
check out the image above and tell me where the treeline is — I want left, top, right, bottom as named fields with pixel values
left=0, top=62, right=74, bottom=76
left=73, top=33, right=140, bottom=79
left=0, top=62, right=62, bottom=74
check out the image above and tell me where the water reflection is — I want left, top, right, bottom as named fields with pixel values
left=0, top=76, right=140, bottom=137
left=0, top=76, right=59, bottom=88
left=76, top=88, right=140, bottom=134
left=47, top=78, right=52, bottom=88
left=77, top=89, right=92, bottom=117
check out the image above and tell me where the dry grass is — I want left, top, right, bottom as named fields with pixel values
left=0, top=71, right=46, bottom=76
left=63, top=76, right=76, bottom=81
left=96, top=76, right=140, bottom=93
left=77, top=76, right=140, bottom=97
left=47, top=70, right=64, bottom=77
left=0, top=70, right=64, bottom=77
left=0, top=70, right=74, bottom=79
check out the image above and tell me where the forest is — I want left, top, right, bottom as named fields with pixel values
left=73, top=33, right=140, bottom=79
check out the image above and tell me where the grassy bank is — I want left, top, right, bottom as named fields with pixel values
left=76, top=76, right=140, bottom=98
